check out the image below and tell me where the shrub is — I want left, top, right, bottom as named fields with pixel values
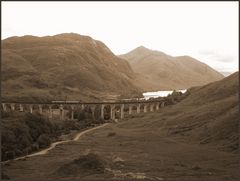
left=1, top=170, right=10, bottom=180
left=2, top=107, right=107, bottom=161
left=31, top=143, right=39, bottom=152
left=73, top=153, right=105, bottom=172
left=22, top=147, right=32, bottom=155
left=62, top=120, right=82, bottom=130
left=5, top=151, right=15, bottom=160
left=1, top=130, right=16, bottom=146
left=18, top=135, right=32, bottom=149
left=25, top=113, right=53, bottom=138
left=82, top=119, right=93, bottom=127
left=37, top=134, right=51, bottom=148
left=1, top=111, right=11, bottom=118
left=107, top=132, right=116, bottom=137
left=56, top=153, right=105, bottom=176
left=14, top=149, right=23, bottom=156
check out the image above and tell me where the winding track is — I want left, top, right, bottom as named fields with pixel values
left=2, top=123, right=110, bottom=163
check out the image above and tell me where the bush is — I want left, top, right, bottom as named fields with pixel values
left=25, top=113, right=54, bottom=140
left=62, top=120, right=82, bottom=130
left=31, top=143, right=39, bottom=152
left=22, top=147, right=32, bottom=155
left=18, top=135, right=32, bottom=149
left=82, top=119, right=93, bottom=127
left=56, top=153, right=105, bottom=176
left=1, top=113, right=54, bottom=161
left=1, top=107, right=107, bottom=161
left=98, top=118, right=106, bottom=124
left=1, top=111, right=11, bottom=118
left=1, top=170, right=10, bottom=180
left=15, top=149, right=23, bottom=156
left=1, top=130, right=17, bottom=146
left=37, top=134, right=51, bottom=148
left=76, top=111, right=86, bottom=121
left=73, top=153, right=105, bottom=172
left=107, top=132, right=116, bottom=137
left=5, top=151, right=15, bottom=160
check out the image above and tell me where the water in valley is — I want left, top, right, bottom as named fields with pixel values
left=143, top=89, right=187, bottom=100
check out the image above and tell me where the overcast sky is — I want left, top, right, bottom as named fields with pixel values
left=2, top=1, right=239, bottom=73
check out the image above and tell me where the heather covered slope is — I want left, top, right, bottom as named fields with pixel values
left=160, top=71, right=239, bottom=152
left=2, top=33, right=141, bottom=102
left=120, top=46, right=224, bottom=91
left=2, top=73, right=239, bottom=180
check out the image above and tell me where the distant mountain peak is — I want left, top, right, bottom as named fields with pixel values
left=119, top=46, right=224, bottom=90
left=128, top=46, right=151, bottom=54
left=54, top=32, right=93, bottom=40
left=134, top=46, right=164, bottom=54
left=121, top=46, right=168, bottom=59
left=135, top=46, right=149, bottom=50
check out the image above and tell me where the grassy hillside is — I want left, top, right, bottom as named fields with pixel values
left=2, top=33, right=141, bottom=102
left=2, top=72, right=238, bottom=180
left=151, top=72, right=239, bottom=152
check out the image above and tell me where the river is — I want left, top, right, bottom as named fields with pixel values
left=143, top=89, right=187, bottom=100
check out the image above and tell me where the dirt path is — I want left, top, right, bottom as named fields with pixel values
left=2, top=116, right=238, bottom=180
left=3, top=123, right=110, bottom=162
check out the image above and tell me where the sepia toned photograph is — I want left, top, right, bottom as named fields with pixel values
left=1, top=1, right=239, bottom=180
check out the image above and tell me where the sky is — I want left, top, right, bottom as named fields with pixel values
left=1, top=1, right=239, bottom=73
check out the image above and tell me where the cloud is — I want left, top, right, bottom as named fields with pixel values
left=198, top=50, right=235, bottom=63
left=198, top=50, right=216, bottom=56
left=215, top=56, right=235, bottom=63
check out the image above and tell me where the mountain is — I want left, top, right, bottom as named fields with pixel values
left=1, top=33, right=141, bottom=102
left=119, top=46, right=224, bottom=91
left=162, top=71, right=239, bottom=152
left=220, top=71, right=233, bottom=77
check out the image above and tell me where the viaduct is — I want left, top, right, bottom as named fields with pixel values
left=1, top=100, right=166, bottom=121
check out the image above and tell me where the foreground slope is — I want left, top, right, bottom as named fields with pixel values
left=3, top=73, right=238, bottom=180
left=120, top=46, right=224, bottom=91
left=2, top=33, right=140, bottom=102
left=160, top=71, right=239, bottom=152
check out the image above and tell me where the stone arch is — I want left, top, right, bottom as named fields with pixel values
left=113, top=104, right=121, bottom=119
left=2, top=103, right=12, bottom=112
left=140, top=104, right=145, bottom=111
left=131, top=104, right=141, bottom=114
left=103, top=104, right=111, bottom=120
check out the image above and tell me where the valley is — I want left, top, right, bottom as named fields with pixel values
left=1, top=72, right=239, bottom=180
left=1, top=32, right=238, bottom=181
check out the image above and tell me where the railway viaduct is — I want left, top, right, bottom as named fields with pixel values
left=1, top=100, right=166, bottom=121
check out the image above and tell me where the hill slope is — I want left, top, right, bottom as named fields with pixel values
left=2, top=73, right=239, bottom=180
left=120, top=46, right=224, bottom=91
left=157, top=72, right=239, bottom=152
left=2, top=33, right=141, bottom=102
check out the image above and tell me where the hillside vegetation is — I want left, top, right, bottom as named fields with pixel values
left=1, top=108, right=108, bottom=162
left=2, top=33, right=141, bottom=102
left=2, top=73, right=239, bottom=180
left=159, top=72, right=239, bottom=152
